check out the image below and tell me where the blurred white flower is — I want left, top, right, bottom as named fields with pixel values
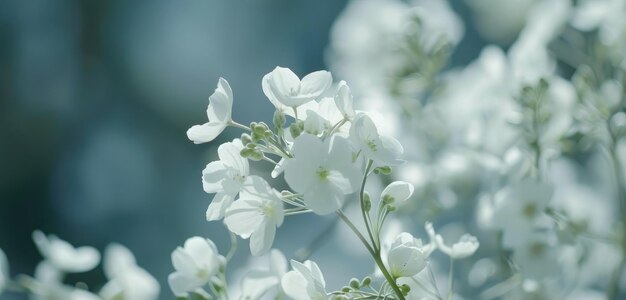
left=434, top=234, right=479, bottom=259
left=512, top=233, right=560, bottom=278
left=0, top=248, right=7, bottom=296
left=168, top=237, right=223, bottom=297
left=224, top=176, right=284, bottom=256
left=100, top=244, right=159, bottom=300
left=187, top=78, right=233, bottom=144
left=350, top=113, right=404, bottom=166
left=281, top=260, right=327, bottom=300
left=492, top=180, right=553, bottom=248
left=387, top=232, right=428, bottom=278
left=262, top=67, right=332, bottom=109
left=32, top=231, right=100, bottom=273
left=203, top=139, right=249, bottom=221
left=381, top=181, right=415, bottom=205
left=240, top=249, right=287, bottom=300
left=284, top=134, right=361, bottom=215
left=572, top=0, right=626, bottom=46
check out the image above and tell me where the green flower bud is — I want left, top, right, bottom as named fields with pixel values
left=273, top=110, right=286, bottom=129
left=400, top=284, right=411, bottom=296
left=349, top=278, right=360, bottom=289
left=290, top=122, right=303, bottom=139
left=341, top=286, right=351, bottom=293
left=241, top=133, right=253, bottom=145
left=361, top=276, right=371, bottom=286
left=363, top=192, right=371, bottom=212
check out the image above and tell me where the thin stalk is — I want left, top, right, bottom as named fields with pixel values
left=228, top=120, right=251, bottom=131
left=336, top=211, right=406, bottom=300
left=447, top=259, right=455, bottom=300
left=607, top=139, right=626, bottom=299
left=360, top=160, right=377, bottom=250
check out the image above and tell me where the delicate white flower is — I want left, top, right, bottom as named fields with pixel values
left=262, top=67, right=332, bottom=109
left=281, top=260, right=327, bottom=300
left=168, top=237, right=223, bottom=297
left=224, top=177, right=284, bottom=256
left=303, top=110, right=326, bottom=136
left=434, top=234, right=479, bottom=259
left=203, top=139, right=250, bottom=221
left=100, top=244, right=160, bottom=300
left=512, top=233, right=559, bottom=278
left=240, top=249, right=288, bottom=300
left=187, top=78, right=233, bottom=144
left=283, top=134, right=361, bottom=215
left=381, top=181, right=414, bottom=205
left=32, top=231, right=100, bottom=273
left=492, top=180, right=553, bottom=248
left=387, top=233, right=427, bottom=278
left=335, top=81, right=356, bottom=120
left=0, top=248, right=7, bottom=296
left=350, top=113, right=404, bottom=166
left=571, top=0, right=626, bottom=46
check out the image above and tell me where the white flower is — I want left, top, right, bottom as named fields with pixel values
left=0, top=248, right=7, bottom=296
left=381, top=181, right=414, bottom=205
left=572, top=0, right=626, bottom=46
left=187, top=78, right=233, bottom=144
left=240, top=249, right=288, bottom=300
left=168, top=237, right=223, bottom=297
left=434, top=234, right=479, bottom=259
left=492, top=180, right=553, bottom=248
left=387, top=233, right=427, bottom=278
left=100, top=244, right=160, bottom=300
left=281, top=260, right=327, bottom=300
left=32, top=231, right=100, bottom=273
left=283, top=134, right=361, bottom=215
left=203, top=139, right=250, bottom=221
left=512, top=233, right=559, bottom=278
left=350, top=113, right=404, bottom=166
left=335, top=81, right=355, bottom=120
left=224, top=176, right=284, bottom=256
left=262, top=67, right=332, bottom=109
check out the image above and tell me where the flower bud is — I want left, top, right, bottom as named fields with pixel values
left=290, top=122, right=303, bottom=139
left=363, top=192, right=371, bottom=212
left=349, top=278, right=360, bottom=289
left=400, top=284, right=411, bottom=296
left=240, top=133, right=253, bottom=145
left=273, top=110, right=286, bottom=129
left=361, top=276, right=371, bottom=286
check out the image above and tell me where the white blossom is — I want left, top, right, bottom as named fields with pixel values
left=32, top=231, right=100, bottom=273
left=168, top=237, right=223, bottom=297
left=203, top=139, right=250, bottom=221
left=224, top=176, right=284, bottom=256
left=381, top=181, right=414, bottom=205
left=434, top=234, right=480, bottom=259
left=283, top=134, right=361, bottom=215
left=350, top=113, right=404, bottom=166
left=240, top=249, right=287, bottom=300
left=387, top=232, right=427, bottom=278
left=187, top=78, right=233, bottom=144
left=100, top=244, right=159, bottom=300
left=262, top=67, right=332, bottom=109
left=281, top=260, right=327, bottom=300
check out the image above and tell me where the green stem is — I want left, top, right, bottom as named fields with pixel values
left=228, top=120, right=250, bottom=131
left=336, top=211, right=406, bottom=300
left=360, top=160, right=377, bottom=250
left=607, top=139, right=626, bottom=299
left=447, top=259, right=455, bottom=300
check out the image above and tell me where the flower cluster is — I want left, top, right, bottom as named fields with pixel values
left=0, top=231, right=159, bottom=300
left=171, top=67, right=479, bottom=299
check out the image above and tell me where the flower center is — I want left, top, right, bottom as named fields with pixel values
left=316, top=167, right=330, bottom=181
left=529, top=242, right=546, bottom=256
left=366, top=138, right=378, bottom=152
left=522, top=203, right=537, bottom=218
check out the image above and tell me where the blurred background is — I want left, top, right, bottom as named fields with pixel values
left=0, top=0, right=492, bottom=298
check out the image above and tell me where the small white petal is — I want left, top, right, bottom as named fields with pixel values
left=187, top=122, right=227, bottom=144
left=381, top=181, right=414, bottom=204
left=206, top=192, right=235, bottom=221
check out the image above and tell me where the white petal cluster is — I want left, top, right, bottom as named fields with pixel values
left=281, top=260, right=327, bottom=300
left=100, top=244, right=160, bottom=300
left=224, top=177, right=284, bottom=256
left=240, top=249, right=288, bottom=299
left=168, top=237, right=224, bottom=297
left=263, top=67, right=332, bottom=115
left=32, top=230, right=100, bottom=273
left=387, top=232, right=428, bottom=278
left=284, top=134, right=361, bottom=215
